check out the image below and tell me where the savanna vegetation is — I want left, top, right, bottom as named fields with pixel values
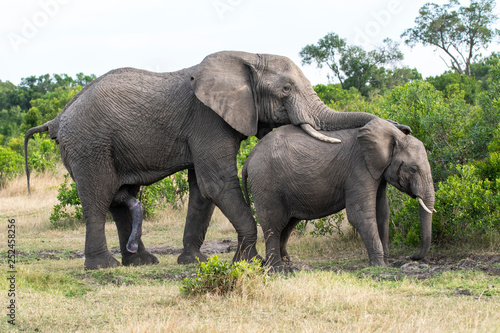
left=1, top=0, right=499, bottom=331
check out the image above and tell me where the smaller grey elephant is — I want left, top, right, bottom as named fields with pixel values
left=242, top=118, right=435, bottom=270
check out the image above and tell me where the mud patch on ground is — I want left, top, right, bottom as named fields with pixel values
left=317, top=253, right=500, bottom=279
left=14, top=239, right=239, bottom=262
left=13, top=243, right=500, bottom=282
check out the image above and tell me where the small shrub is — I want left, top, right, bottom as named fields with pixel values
left=433, top=164, right=500, bottom=244
left=180, top=255, right=267, bottom=296
left=296, top=212, right=346, bottom=237
left=0, top=145, right=23, bottom=187
left=27, top=134, right=58, bottom=173
left=140, top=170, right=189, bottom=217
left=50, top=171, right=190, bottom=227
left=389, top=162, right=500, bottom=247
left=50, top=174, right=84, bottom=229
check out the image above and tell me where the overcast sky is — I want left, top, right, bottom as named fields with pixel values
left=1, top=0, right=500, bottom=86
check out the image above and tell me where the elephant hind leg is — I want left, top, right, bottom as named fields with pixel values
left=263, top=227, right=283, bottom=271
left=110, top=186, right=159, bottom=266
left=280, top=218, right=301, bottom=263
left=70, top=173, right=120, bottom=269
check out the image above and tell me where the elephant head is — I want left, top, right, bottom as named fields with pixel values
left=358, top=118, right=435, bottom=260
left=191, top=51, right=380, bottom=141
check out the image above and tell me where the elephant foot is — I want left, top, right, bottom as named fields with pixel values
left=177, top=250, right=208, bottom=265
left=369, top=257, right=387, bottom=267
left=84, top=251, right=121, bottom=270
left=122, top=249, right=159, bottom=266
left=232, top=243, right=261, bottom=263
left=267, top=263, right=285, bottom=274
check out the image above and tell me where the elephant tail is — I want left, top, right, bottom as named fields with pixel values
left=241, top=162, right=251, bottom=206
left=24, top=123, right=50, bottom=194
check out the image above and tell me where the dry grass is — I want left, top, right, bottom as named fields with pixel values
left=4, top=268, right=499, bottom=333
left=1, top=169, right=499, bottom=332
left=0, top=165, right=65, bottom=230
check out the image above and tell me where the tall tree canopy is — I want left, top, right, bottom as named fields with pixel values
left=402, top=0, right=499, bottom=77
left=299, top=33, right=405, bottom=95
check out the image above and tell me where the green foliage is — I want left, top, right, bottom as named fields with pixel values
left=20, top=86, right=82, bottom=132
left=140, top=171, right=189, bottom=217
left=433, top=164, right=500, bottom=243
left=427, top=71, right=482, bottom=103
left=301, top=33, right=406, bottom=96
left=50, top=174, right=84, bottom=229
left=382, top=80, right=483, bottom=182
left=0, top=105, right=23, bottom=137
left=0, top=145, right=23, bottom=187
left=237, top=136, right=258, bottom=172
left=26, top=134, right=58, bottom=173
left=402, top=0, right=499, bottom=76
left=390, top=160, right=500, bottom=247
left=179, top=255, right=267, bottom=296
left=297, top=212, right=346, bottom=237
left=50, top=171, right=190, bottom=228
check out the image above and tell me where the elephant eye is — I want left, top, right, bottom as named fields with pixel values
left=409, top=165, right=417, bottom=174
left=283, top=84, right=292, bottom=93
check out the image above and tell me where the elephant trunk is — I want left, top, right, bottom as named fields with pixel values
left=411, top=193, right=435, bottom=261
left=315, top=102, right=377, bottom=131
left=293, top=95, right=377, bottom=142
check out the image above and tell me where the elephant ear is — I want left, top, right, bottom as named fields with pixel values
left=191, top=51, right=258, bottom=137
left=357, top=118, right=405, bottom=180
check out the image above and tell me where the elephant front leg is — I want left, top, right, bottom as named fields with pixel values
left=376, top=182, right=390, bottom=265
left=346, top=200, right=386, bottom=266
left=178, top=169, right=215, bottom=264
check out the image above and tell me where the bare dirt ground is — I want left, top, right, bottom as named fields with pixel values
left=16, top=239, right=500, bottom=282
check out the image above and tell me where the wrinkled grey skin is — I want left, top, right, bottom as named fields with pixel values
left=243, top=118, right=435, bottom=270
left=24, top=51, right=406, bottom=270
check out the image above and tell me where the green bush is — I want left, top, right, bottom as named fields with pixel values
left=180, top=255, right=267, bottom=296
left=389, top=162, right=500, bottom=247
left=50, top=171, right=189, bottom=228
left=297, top=212, right=346, bottom=237
left=140, top=171, right=189, bottom=217
left=50, top=174, right=84, bottom=229
left=26, top=134, right=58, bottom=173
left=0, top=145, right=23, bottom=187
left=433, top=164, right=500, bottom=244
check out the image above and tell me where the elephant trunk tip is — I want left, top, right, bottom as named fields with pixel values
left=126, top=242, right=139, bottom=254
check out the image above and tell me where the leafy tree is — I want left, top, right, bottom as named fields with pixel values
left=0, top=106, right=23, bottom=137
left=0, top=146, right=23, bottom=187
left=300, top=33, right=404, bottom=95
left=402, top=0, right=499, bottom=77
left=382, top=80, right=479, bottom=182
left=369, top=67, right=422, bottom=94
left=299, top=32, right=347, bottom=86
left=427, top=71, right=483, bottom=103
left=20, top=86, right=82, bottom=132
left=0, top=80, right=17, bottom=111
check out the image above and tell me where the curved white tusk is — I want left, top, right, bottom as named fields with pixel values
left=418, top=198, right=433, bottom=214
left=300, top=124, right=341, bottom=144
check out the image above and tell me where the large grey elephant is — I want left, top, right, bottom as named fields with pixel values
left=24, top=51, right=410, bottom=270
left=242, top=118, right=434, bottom=270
